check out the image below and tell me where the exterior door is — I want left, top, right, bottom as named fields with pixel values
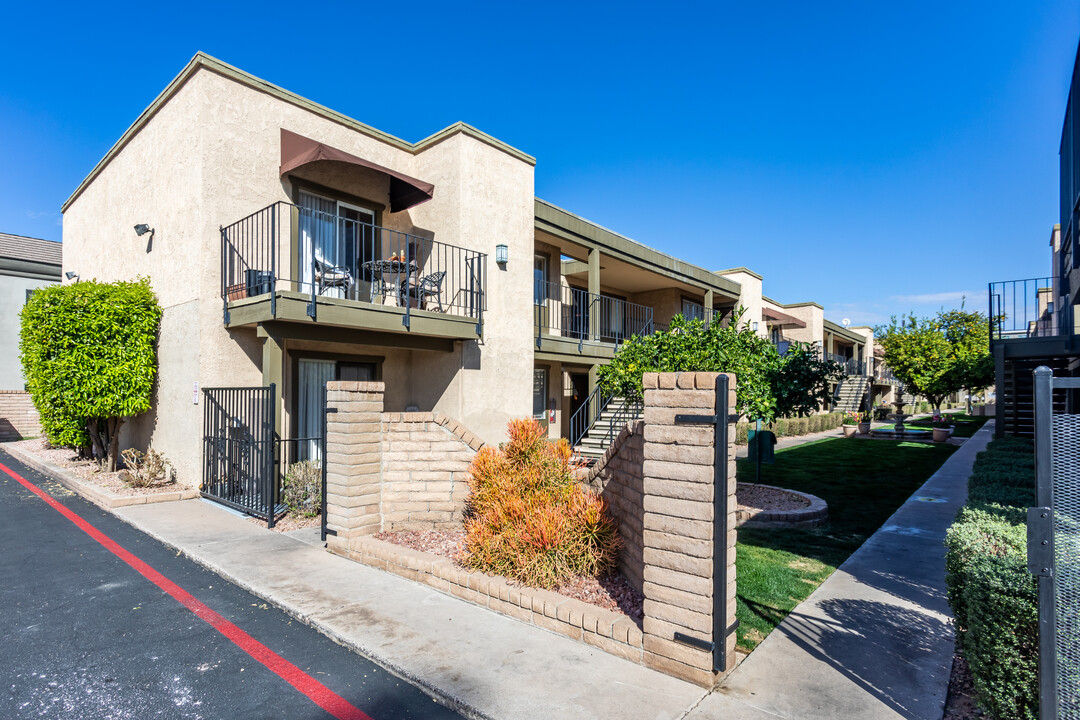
left=297, top=359, right=335, bottom=461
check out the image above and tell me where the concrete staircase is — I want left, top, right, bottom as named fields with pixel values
left=574, top=396, right=643, bottom=461
left=833, top=375, right=871, bottom=413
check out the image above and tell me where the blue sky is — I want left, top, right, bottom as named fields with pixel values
left=2, top=1, right=1078, bottom=327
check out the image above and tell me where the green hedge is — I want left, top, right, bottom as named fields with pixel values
left=735, top=412, right=844, bottom=445
left=944, top=437, right=1038, bottom=719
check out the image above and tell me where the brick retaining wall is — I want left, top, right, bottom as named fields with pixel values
left=583, top=421, right=645, bottom=596
left=0, top=391, right=40, bottom=441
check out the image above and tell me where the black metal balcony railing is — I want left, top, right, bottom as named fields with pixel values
left=874, top=364, right=901, bottom=384
left=534, top=281, right=653, bottom=351
left=989, top=277, right=1065, bottom=341
left=221, top=202, right=487, bottom=332
left=824, top=352, right=867, bottom=376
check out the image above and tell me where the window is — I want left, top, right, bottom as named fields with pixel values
left=534, top=255, right=548, bottom=305
left=533, top=368, right=548, bottom=418
left=25, top=289, right=36, bottom=303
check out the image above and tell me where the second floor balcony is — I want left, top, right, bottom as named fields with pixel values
left=989, top=277, right=1068, bottom=341
left=534, top=280, right=653, bottom=356
left=221, top=202, right=486, bottom=339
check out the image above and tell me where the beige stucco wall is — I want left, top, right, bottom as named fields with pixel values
left=714, top=270, right=761, bottom=332
left=63, top=66, right=535, bottom=486
left=778, top=303, right=824, bottom=347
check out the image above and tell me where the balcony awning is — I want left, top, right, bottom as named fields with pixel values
left=762, top=306, right=806, bottom=329
left=279, top=129, right=434, bottom=212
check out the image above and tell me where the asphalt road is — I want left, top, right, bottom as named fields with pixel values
left=0, top=449, right=465, bottom=720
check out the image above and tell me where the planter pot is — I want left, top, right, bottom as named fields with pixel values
left=932, top=427, right=952, bottom=443
left=857, top=422, right=871, bottom=435
left=225, top=283, right=247, bottom=301
left=842, top=425, right=857, bottom=438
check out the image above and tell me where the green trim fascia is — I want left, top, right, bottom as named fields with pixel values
left=762, top=296, right=823, bottom=311
left=63, top=52, right=535, bottom=212
left=715, top=266, right=763, bottom=280
left=823, top=319, right=864, bottom=344
left=0, top=258, right=62, bottom=281
left=535, top=199, right=741, bottom=300
left=226, top=292, right=480, bottom=341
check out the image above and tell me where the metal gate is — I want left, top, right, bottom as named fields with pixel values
left=202, top=384, right=281, bottom=527
left=1031, top=367, right=1080, bottom=719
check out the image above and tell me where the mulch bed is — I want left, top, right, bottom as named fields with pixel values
left=374, top=529, right=644, bottom=622
left=736, top=482, right=810, bottom=512
left=943, top=645, right=980, bottom=719
left=8, top=438, right=180, bottom=496
left=247, top=513, right=321, bottom=532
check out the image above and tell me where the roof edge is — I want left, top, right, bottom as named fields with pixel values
left=715, top=266, right=763, bottom=280
left=63, top=52, right=535, bottom=212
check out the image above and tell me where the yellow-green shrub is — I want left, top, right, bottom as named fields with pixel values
left=463, top=418, right=621, bottom=588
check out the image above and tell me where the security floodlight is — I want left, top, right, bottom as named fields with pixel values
left=65, top=271, right=78, bottom=281
left=134, top=224, right=153, bottom=236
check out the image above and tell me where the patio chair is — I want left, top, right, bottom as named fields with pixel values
left=415, top=271, right=446, bottom=312
left=314, top=248, right=352, bottom=298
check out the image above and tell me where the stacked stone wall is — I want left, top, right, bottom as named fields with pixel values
left=584, top=421, right=645, bottom=596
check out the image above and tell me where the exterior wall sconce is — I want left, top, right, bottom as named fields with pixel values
left=752, top=321, right=759, bottom=332
left=495, top=244, right=508, bottom=264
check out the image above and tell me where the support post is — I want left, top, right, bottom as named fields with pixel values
left=1032, top=366, right=1058, bottom=720
left=588, top=248, right=600, bottom=341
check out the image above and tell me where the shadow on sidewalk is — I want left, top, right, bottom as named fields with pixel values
left=774, top=597, right=950, bottom=718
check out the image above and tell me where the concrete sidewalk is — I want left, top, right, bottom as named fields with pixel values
left=2, top=419, right=989, bottom=719
left=690, top=421, right=995, bottom=720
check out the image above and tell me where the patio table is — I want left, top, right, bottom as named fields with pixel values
left=362, top=259, right=418, bottom=303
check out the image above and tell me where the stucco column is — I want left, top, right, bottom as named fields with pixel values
left=704, top=289, right=714, bottom=327
left=258, top=324, right=284, bottom=436
left=588, top=248, right=600, bottom=341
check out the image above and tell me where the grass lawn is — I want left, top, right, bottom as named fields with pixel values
left=735, top=437, right=957, bottom=652
left=905, top=412, right=989, bottom=438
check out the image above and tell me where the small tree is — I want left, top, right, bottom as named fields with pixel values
left=875, top=308, right=993, bottom=416
left=597, top=308, right=841, bottom=423
left=20, top=278, right=163, bottom=471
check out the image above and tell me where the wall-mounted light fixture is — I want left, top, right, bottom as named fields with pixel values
left=752, top=321, right=759, bottom=332
left=64, top=271, right=79, bottom=282
left=134, top=223, right=154, bottom=237
left=495, top=244, right=508, bottom=264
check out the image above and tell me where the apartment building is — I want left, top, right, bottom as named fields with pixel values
left=989, top=40, right=1080, bottom=436
left=62, top=53, right=875, bottom=490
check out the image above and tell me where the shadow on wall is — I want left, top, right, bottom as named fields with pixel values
left=0, top=418, right=25, bottom=442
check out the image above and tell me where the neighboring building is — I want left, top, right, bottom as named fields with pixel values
left=989, top=40, right=1080, bottom=437
left=0, top=232, right=62, bottom=389
left=62, top=52, right=876, bottom=485
left=0, top=232, right=61, bottom=440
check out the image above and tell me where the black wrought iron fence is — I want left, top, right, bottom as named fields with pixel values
left=202, top=385, right=280, bottom=527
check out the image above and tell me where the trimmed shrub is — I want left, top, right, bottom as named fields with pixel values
left=20, top=278, right=162, bottom=471
left=944, top=437, right=1038, bottom=719
left=464, top=418, right=620, bottom=588
left=282, top=460, right=322, bottom=517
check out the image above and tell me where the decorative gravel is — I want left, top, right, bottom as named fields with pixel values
left=8, top=438, right=180, bottom=496
left=374, top=529, right=644, bottom=621
left=736, top=482, right=810, bottom=512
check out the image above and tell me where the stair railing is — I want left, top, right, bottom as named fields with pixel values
left=569, top=385, right=613, bottom=450
left=604, top=396, right=644, bottom=446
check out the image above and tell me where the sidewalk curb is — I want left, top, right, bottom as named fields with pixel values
left=2, top=443, right=199, bottom=509
left=1, top=444, right=497, bottom=720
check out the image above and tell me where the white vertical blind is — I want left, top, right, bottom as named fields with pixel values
left=298, top=359, right=336, bottom=461
left=298, top=191, right=337, bottom=292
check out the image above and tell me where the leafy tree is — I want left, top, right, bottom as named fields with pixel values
left=597, top=308, right=841, bottom=423
left=875, top=308, right=993, bottom=416
left=20, top=278, right=163, bottom=471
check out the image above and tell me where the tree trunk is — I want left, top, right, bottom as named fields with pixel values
left=106, top=418, right=124, bottom=473
left=86, top=419, right=107, bottom=468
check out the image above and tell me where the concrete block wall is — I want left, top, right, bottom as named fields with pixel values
left=640, top=371, right=737, bottom=686
left=0, top=391, right=41, bottom=441
left=324, top=381, right=385, bottom=538
left=380, top=411, right=482, bottom=531
left=583, top=420, right=645, bottom=595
